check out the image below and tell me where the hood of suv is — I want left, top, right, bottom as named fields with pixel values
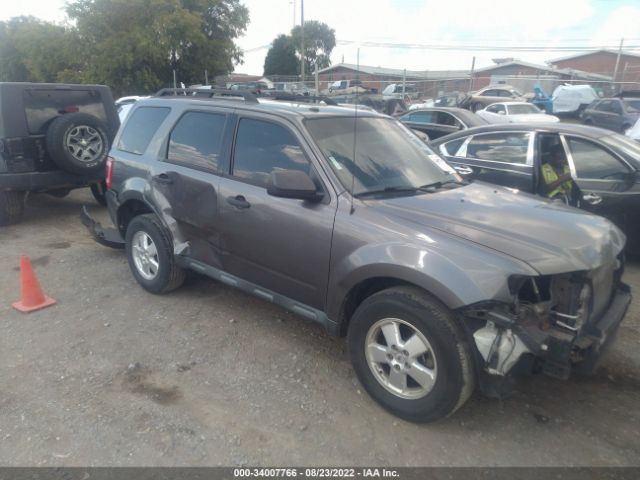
left=366, top=182, right=625, bottom=274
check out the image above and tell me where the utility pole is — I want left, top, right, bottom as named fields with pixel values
left=292, top=0, right=296, bottom=29
left=300, top=0, right=305, bottom=84
left=469, top=56, right=476, bottom=92
left=402, top=69, right=406, bottom=95
left=613, top=37, right=624, bottom=91
left=204, top=69, right=208, bottom=86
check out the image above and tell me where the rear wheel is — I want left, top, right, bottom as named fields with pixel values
left=347, top=286, right=475, bottom=422
left=0, top=190, right=25, bottom=226
left=90, top=181, right=108, bottom=206
left=125, top=214, right=185, bottom=293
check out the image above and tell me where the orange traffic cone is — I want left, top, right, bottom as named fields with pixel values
left=12, top=255, right=56, bottom=313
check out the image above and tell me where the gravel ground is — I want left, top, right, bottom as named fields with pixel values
left=0, top=189, right=639, bottom=467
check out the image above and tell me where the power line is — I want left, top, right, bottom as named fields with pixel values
left=335, top=40, right=640, bottom=52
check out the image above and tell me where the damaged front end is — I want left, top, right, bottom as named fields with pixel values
left=461, top=255, right=631, bottom=396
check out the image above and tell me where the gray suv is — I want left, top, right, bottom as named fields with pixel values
left=83, top=89, right=631, bottom=422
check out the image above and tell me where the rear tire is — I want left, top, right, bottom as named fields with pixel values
left=347, top=286, right=475, bottom=422
left=125, top=214, right=185, bottom=294
left=90, top=181, right=108, bottom=206
left=0, top=190, right=25, bottom=226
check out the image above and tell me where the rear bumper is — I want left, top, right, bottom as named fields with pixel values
left=0, top=171, right=101, bottom=191
left=80, top=205, right=125, bottom=249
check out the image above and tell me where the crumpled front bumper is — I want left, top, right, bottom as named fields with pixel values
left=542, top=282, right=631, bottom=378
left=80, top=206, right=125, bottom=249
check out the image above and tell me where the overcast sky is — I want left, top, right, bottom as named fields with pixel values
left=3, top=0, right=640, bottom=75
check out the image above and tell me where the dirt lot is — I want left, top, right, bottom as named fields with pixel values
left=0, top=189, right=639, bottom=467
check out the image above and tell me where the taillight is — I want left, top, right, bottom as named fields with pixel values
left=105, top=156, right=115, bottom=189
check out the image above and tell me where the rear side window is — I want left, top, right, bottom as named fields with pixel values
left=167, top=112, right=226, bottom=171
left=23, top=89, right=107, bottom=134
left=465, top=132, right=530, bottom=164
left=117, top=107, right=170, bottom=155
left=232, top=118, right=310, bottom=188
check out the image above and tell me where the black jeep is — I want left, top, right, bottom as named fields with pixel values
left=0, top=82, right=120, bottom=225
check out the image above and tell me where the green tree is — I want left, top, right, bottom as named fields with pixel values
left=65, top=0, right=249, bottom=95
left=0, top=16, right=76, bottom=83
left=263, top=34, right=298, bottom=76
left=291, top=20, right=335, bottom=76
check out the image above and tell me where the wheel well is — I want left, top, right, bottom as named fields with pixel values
left=117, top=199, right=153, bottom=236
left=338, top=277, right=419, bottom=336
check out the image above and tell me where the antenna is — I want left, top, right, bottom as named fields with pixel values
left=350, top=48, right=360, bottom=215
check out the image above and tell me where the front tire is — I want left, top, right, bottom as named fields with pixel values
left=125, top=214, right=185, bottom=293
left=347, top=286, right=475, bottom=422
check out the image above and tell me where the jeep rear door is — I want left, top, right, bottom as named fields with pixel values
left=217, top=114, right=336, bottom=310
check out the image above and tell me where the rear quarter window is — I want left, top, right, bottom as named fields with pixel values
left=117, top=106, right=170, bottom=155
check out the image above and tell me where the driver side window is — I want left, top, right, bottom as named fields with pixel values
left=566, top=137, right=630, bottom=180
left=232, top=118, right=312, bottom=188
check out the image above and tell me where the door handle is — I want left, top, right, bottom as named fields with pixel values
left=454, top=165, right=473, bottom=176
left=227, top=195, right=251, bottom=209
left=583, top=193, right=602, bottom=205
left=152, top=173, right=173, bottom=185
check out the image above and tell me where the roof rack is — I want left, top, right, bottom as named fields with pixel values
left=154, top=88, right=259, bottom=103
left=259, top=92, right=339, bottom=106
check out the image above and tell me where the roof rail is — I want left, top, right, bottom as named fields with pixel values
left=154, top=88, right=259, bottom=103
left=259, top=92, right=339, bottom=106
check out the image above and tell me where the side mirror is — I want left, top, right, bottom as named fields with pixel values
left=267, top=170, right=323, bottom=201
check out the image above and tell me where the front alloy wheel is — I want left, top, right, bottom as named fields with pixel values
left=365, top=318, right=437, bottom=399
left=348, top=286, right=475, bottom=422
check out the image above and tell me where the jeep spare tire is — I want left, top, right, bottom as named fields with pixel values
left=46, top=113, right=110, bottom=175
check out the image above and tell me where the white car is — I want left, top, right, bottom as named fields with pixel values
left=627, top=116, right=640, bottom=141
left=476, top=102, right=560, bottom=124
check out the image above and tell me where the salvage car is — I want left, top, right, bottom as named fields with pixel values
left=0, top=82, right=119, bottom=225
left=430, top=123, right=640, bottom=250
left=398, top=107, right=488, bottom=140
left=459, top=84, right=528, bottom=112
left=581, top=94, right=640, bottom=133
left=552, top=84, right=599, bottom=117
left=83, top=88, right=630, bottom=422
left=476, top=102, right=560, bottom=124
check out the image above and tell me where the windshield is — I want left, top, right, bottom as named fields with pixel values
left=623, top=99, right=640, bottom=112
left=601, top=133, right=640, bottom=164
left=509, top=104, right=541, bottom=115
left=510, top=89, right=524, bottom=97
left=305, top=117, right=455, bottom=196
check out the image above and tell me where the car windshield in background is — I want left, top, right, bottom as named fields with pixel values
left=509, top=104, right=540, bottom=115
left=510, top=89, right=524, bottom=97
left=305, top=117, right=453, bottom=196
left=601, top=133, right=640, bottom=160
left=623, top=99, right=640, bottom=112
